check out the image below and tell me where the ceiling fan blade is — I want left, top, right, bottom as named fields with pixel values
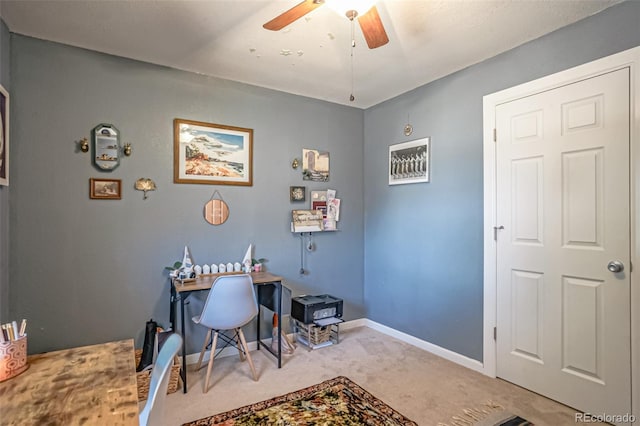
left=263, top=0, right=324, bottom=31
left=358, top=6, right=389, bottom=49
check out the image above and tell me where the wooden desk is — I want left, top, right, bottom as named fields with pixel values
left=170, top=271, right=284, bottom=393
left=0, top=339, right=139, bottom=425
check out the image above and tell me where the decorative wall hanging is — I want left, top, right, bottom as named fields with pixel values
left=404, top=124, right=413, bottom=136
left=389, top=137, right=430, bottom=185
left=134, top=178, right=156, bottom=200
left=302, top=148, right=329, bottom=182
left=404, top=113, right=413, bottom=136
left=0, top=84, right=9, bottom=186
left=78, top=137, right=89, bottom=153
left=174, top=118, right=253, bottom=186
left=89, top=178, right=122, bottom=199
left=290, top=186, right=306, bottom=202
left=203, top=190, right=229, bottom=225
left=92, top=124, right=121, bottom=171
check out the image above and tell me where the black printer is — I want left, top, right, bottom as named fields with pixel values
left=291, top=294, right=343, bottom=324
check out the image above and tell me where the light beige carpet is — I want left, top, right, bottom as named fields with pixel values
left=161, top=326, right=607, bottom=426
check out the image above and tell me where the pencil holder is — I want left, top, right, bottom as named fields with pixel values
left=0, top=335, right=28, bottom=382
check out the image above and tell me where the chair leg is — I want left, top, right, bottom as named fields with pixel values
left=235, top=332, right=245, bottom=361
left=196, top=329, right=212, bottom=371
left=203, top=331, right=218, bottom=393
left=237, top=328, right=257, bottom=381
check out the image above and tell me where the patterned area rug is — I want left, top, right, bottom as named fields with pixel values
left=438, top=402, right=534, bottom=426
left=182, top=376, right=418, bottom=426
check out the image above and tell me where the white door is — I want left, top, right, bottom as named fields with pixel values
left=495, top=68, right=631, bottom=418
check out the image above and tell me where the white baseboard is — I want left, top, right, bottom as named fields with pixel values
left=182, top=318, right=485, bottom=375
left=360, top=319, right=485, bottom=374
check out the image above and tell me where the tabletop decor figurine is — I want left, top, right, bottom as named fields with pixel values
left=242, top=244, right=253, bottom=273
left=181, top=246, right=194, bottom=278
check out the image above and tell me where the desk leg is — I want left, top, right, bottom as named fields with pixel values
left=169, top=280, right=176, bottom=332
left=180, top=294, right=187, bottom=393
left=276, top=282, right=282, bottom=368
left=256, top=300, right=261, bottom=352
left=255, top=281, right=283, bottom=368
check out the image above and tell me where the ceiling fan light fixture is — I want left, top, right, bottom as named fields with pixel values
left=325, top=0, right=377, bottom=19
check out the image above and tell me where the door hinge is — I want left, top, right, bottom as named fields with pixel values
left=493, top=128, right=497, bottom=142
left=493, top=327, right=497, bottom=340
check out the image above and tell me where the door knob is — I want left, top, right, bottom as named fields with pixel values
left=607, top=260, right=624, bottom=273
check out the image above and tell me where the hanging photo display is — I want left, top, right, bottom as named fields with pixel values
left=302, top=148, right=329, bottom=182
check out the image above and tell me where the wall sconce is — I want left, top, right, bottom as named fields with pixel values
left=123, top=143, right=132, bottom=156
left=79, top=137, right=89, bottom=153
left=134, top=178, right=156, bottom=200
left=291, top=158, right=300, bottom=169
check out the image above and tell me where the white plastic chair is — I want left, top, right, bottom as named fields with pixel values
left=192, top=274, right=259, bottom=393
left=139, top=333, right=182, bottom=426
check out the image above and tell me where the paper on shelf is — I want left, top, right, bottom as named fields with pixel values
left=314, top=317, right=344, bottom=326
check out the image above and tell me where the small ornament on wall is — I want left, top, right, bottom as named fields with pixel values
left=134, top=178, right=156, bottom=200
left=404, top=124, right=413, bottom=136
left=404, top=113, right=413, bottom=136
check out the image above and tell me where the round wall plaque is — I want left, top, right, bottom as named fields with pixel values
left=204, top=199, right=229, bottom=225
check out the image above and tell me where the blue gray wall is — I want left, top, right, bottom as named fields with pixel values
left=6, top=1, right=640, bottom=361
left=363, top=0, right=640, bottom=361
left=0, top=15, right=10, bottom=323
left=9, top=35, right=364, bottom=354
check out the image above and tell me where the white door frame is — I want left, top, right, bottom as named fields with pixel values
left=483, top=46, right=640, bottom=419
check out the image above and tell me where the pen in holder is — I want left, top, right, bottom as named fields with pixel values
left=0, top=335, right=29, bottom=382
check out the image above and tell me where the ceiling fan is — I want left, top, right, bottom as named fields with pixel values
left=263, top=0, right=389, bottom=49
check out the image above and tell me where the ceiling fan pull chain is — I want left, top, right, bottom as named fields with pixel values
left=349, top=15, right=356, bottom=102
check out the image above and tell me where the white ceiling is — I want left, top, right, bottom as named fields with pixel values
left=0, top=0, right=624, bottom=108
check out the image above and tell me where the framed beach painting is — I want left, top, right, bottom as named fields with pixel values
left=174, top=118, right=253, bottom=186
left=0, top=84, right=9, bottom=186
left=389, top=137, right=430, bottom=185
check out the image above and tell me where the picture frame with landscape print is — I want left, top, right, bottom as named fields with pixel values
left=90, top=178, right=122, bottom=200
left=389, top=137, right=430, bottom=185
left=0, top=84, right=9, bottom=186
left=174, top=118, right=253, bottom=186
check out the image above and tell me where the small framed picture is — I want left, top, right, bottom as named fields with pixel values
left=389, top=137, right=430, bottom=185
left=290, top=186, right=306, bottom=202
left=90, top=178, right=122, bottom=199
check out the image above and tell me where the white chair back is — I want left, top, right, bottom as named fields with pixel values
left=198, top=274, right=258, bottom=330
left=139, top=333, right=182, bottom=426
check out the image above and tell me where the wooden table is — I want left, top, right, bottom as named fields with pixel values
left=0, top=339, right=139, bottom=425
left=170, top=271, right=284, bottom=393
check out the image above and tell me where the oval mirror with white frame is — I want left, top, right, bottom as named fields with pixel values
left=204, top=199, right=229, bottom=225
